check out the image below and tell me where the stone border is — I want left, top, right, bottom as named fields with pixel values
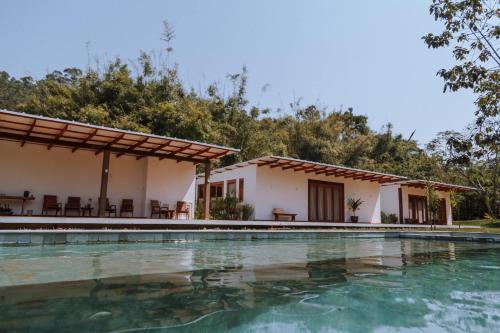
left=0, top=230, right=498, bottom=246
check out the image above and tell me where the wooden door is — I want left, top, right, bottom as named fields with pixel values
left=308, top=180, right=344, bottom=222
left=408, top=195, right=428, bottom=223
left=438, top=199, right=447, bottom=225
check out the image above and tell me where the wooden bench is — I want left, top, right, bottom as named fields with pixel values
left=272, top=208, right=297, bottom=221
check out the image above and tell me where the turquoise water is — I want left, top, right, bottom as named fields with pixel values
left=1, top=237, right=500, bottom=332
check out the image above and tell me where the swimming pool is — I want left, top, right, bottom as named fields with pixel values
left=1, top=236, right=499, bottom=332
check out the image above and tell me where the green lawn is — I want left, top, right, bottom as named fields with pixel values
left=455, top=219, right=500, bottom=233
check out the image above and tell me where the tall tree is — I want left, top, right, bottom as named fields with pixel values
left=423, top=0, right=499, bottom=217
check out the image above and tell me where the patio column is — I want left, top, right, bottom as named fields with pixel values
left=203, top=161, right=211, bottom=220
left=98, top=149, right=111, bottom=217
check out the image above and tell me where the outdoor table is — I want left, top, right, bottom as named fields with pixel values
left=0, top=195, right=35, bottom=215
left=81, top=206, right=93, bottom=217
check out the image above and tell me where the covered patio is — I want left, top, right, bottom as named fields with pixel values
left=0, top=109, right=238, bottom=219
left=381, top=180, right=476, bottom=225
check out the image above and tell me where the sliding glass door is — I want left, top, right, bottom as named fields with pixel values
left=308, top=180, right=344, bottom=222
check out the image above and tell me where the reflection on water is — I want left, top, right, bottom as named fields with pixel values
left=0, top=238, right=499, bottom=332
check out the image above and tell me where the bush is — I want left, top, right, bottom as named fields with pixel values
left=381, top=211, right=398, bottom=224
left=209, top=197, right=254, bottom=220
left=240, top=203, right=254, bottom=220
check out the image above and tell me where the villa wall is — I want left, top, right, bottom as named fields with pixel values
left=0, top=140, right=195, bottom=217
left=255, top=166, right=381, bottom=223
left=380, top=185, right=399, bottom=216
left=198, top=164, right=381, bottom=223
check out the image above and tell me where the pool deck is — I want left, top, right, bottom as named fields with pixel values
left=0, top=216, right=480, bottom=230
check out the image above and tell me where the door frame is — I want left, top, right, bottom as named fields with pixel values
left=308, top=179, right=344, bottom=222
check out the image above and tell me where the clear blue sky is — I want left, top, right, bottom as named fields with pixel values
left=0, top=0, right=476, bottom=144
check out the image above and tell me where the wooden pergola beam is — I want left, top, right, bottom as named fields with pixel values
left=282, top=163, right=304, bottom=170
left=21, top=119, right=37, bottom=147
left=256, top=159, right=278, bottom=167
left=270, top=160, right=294, bottom=168
left=95, top=134, right=125, bottom=155
left=47, top=124, right=68, bottom=150
left=0, top=131, right=206, bottom=163
left=189, top=147, right=212, bottom=158
left=116, top=137, right=149, bottom=158
left=305, top=167, right=327, bottom=174
left=136, top=140, right=171, bottom=160
left=325, top=169, right=348, bottom=177
left=159, top=144, right=192, bottom=160
left=72, top=129, right=98, bottom=153
left=295, top=165, right=318, bottom=172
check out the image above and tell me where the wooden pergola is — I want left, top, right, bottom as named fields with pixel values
left=211, top=155, right=407, bottom=183
left=0, top=109, right=239, bottom=218
left=390, top=180, right=476, bottom=193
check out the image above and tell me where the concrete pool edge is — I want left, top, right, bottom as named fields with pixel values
left=0, top=230, right=498, bottom=245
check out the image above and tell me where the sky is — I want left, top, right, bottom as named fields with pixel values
left=0, top=0, right=477, bottom=145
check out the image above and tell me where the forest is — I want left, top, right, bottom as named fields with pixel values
left=0, top=1, right=497, bottom=220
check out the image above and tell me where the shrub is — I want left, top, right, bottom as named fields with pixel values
left=381, top=212, right=398, bottom=224
left=210, top=197, right=254, bottom=220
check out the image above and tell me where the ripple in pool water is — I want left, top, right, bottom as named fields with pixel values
left=0, top=237, right=499, bottom=332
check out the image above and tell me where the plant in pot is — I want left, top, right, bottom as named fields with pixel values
left=347, top=198, right=363, bottom=223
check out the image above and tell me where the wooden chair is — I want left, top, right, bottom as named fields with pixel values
left=120, top=199, right=134, bottom=217
left=42, top=195, right=62, bottom=216
left=64, top=196, right=81, bottom=216
left=150, top=200, right=168, bottom=218
left=175, top=201, right=190, bottom=220
left=98, top=198, right=117, bottom=217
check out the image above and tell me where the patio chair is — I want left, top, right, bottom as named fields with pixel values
left=150, top=200, right=168, bottom=218
left=98, top=198, right=117, bottom=217
left=175, top=201, right=190, bottom=220
left=120, top=199, right=134, bottom=217
left=64, top=196, right=81, bottom=216
left=41, top=195, right=62, bottom=216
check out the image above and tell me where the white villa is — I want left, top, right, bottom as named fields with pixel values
left=196, top=156, right=407, bottom=223
left=381, top=180, right=475, bottom=225
left=0, top=109, right=476, bottom=226
left=0, top=109, right=238, bottom=219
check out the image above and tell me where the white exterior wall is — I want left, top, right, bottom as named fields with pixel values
left=380, top=185, right=400, bottom=216
left=255, top=166, right=381, bottom=223
left=380, top=184, right=453, bottom=225
left=0, top=140, right=196, bottom=217
left=143, top=158, right=196, bottom=218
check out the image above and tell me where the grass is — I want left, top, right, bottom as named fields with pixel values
left=455, top=219, right=500, bottom=233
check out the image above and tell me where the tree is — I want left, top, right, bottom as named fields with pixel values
left=423, top=0, right=499, bottom=217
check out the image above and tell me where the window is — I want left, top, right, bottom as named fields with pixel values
left=239, top=178, right=244, bottom=201
left=227, top=179, right=236, bottom=197
left=210, top=182, right=224, bottom=199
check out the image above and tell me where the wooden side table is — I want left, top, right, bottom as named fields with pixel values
left=81, top=206, right=93, bottom=217
left=0, top=195, right=35, bottom=215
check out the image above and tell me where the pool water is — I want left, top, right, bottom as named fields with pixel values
left=1, top=237, right=500, bottom=332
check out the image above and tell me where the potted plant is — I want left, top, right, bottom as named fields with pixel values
left=347, top=198, right=363, bottom=223
left=0, top=205, right=13, bottom=216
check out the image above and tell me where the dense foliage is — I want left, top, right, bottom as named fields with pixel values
left=0, top=8, right=497, bottom=219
